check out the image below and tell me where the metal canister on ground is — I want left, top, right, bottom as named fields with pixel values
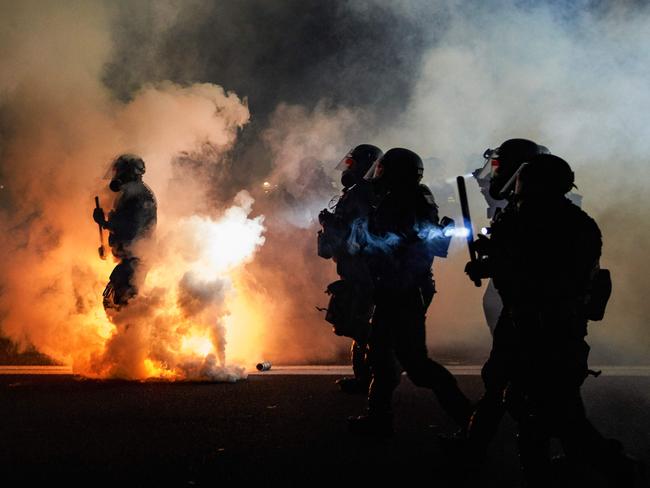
left=256, top=361, right=272, bottom=372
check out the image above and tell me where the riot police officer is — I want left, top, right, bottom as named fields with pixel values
left=461, top=139, right=550, bottom=459
left=318, top=144, right=383, bottom=393
left=93, top=154, right=157, bottom=310
left=466, top=154, right=639, bottom=486
left=348, top=148, right=470, bottom=435
left=473, top=138, right=549, bottom=334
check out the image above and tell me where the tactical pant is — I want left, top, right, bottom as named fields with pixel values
left=466, top=308, right=517, bottom=453
left=482, top=279, right=502, bottom=336
left=103, top=257, right=140, bottom=310
left=513, top=385, right=632, bottom=487
left=367, top=286, right=471, bottom=427
left=506, top=308, right=630, bottom=487
left=351, top=339, right=371, bottom=387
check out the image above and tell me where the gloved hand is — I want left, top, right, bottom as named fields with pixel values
left=440, top=216, right=455, bottom=229
left=319, top=208, right=334, bottom=226
left=93, top=207, right=106, bottom=226
left=465, top=260, right=491, bottom=281
left=470, top=234, right=491, bottom=258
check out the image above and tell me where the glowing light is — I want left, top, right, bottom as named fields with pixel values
left=444, top=227, right=470, bottom=238
left=179, top=207, right=265, bottom=282
left=181, top=334, right=215, bottom=357
left=143, top=359, right=177, bottom=380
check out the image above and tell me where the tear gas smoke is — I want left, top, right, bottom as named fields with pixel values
left=1, top=1, right=649, bottom=372
left=0, top=1, right=266, bottom=379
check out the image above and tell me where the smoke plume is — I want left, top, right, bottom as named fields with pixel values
left=0, top=1, right=264, bottom=378
left=1, top=0, right=649, bottom=374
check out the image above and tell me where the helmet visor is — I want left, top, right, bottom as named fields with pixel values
left=363, top=157, right=383, bottom=181
left=478, top=148, right=500, bottom=179
left=335, top=153, right=356, bottom=171
left=102, top=159, right=119, bottom=180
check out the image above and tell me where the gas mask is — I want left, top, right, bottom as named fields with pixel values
left=109, top=177, right=123, bottom=192
left=341, top=169, right=358, bottom=188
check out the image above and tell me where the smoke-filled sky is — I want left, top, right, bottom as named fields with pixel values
left=0, top=0, right=648, bottom=375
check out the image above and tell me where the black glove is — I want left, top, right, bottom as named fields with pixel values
left=93, top=207, right=106, bottom=226
left=464, top=260, right=491, bottom=281
left=440, top=216, right=455, bottom=229
left=470, top=234, right=491, bottom=258
left=319, top=209, right=333, bottom=226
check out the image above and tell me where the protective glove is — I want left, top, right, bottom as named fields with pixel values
left=93, top=207, right=106, bottom=226
left=319, top=208, right=333, bottom=226
left=440, top=216, right=455, bottom=230
left=470, top=234, right=492, bottom=258
left=464, top=260, right=492, bottom=281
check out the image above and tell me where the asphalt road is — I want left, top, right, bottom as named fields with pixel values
left=0, top=372, right=648, bottom=487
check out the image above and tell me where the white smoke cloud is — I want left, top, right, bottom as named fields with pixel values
left=371, top=0, right=650, bottom=361
left=2, top=0, right=649, bottom=370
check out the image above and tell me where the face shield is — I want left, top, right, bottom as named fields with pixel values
left=335, top=153, right=356, bottom=171
left=476, top=147, right=500, bottom=180
left=102, top=160, right=118, bottom=180
left=103, top=154, right=144, bottom=192
left=363, top=157, right=384, bottom=181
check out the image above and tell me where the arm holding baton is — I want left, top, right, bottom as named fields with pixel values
left=94, top=196, right=106, bottom=260
left=456, top=176, right=481, bottom=287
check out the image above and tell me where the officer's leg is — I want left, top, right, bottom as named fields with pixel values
left=466, top=310, right=516, bottom=453
left=104, top=258, right=139, bottom=310
left=367, top=302, right=401, bottom=416
left=393, top=290, right=471, bottom=427
left=351, top=340, right=371, bottom=386
left=349, top=301, right=399, bottom=435
left=517, top=411, right=552, bottom=488
left=482, top=279, right=502, bottom=336
left=337, top=339, right=371, bottom=394
left=557, top=391, right=642, bottom=487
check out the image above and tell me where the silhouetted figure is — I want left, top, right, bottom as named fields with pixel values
left=319, top=144, right=383, bottom=394
left=466, top=154, right=639, bottom=486
left=464, top=141, right=595, bottom=463
left=455, top=139, right=551, bottom=459
left=347, top=148, right=468, bottom=436
left=472, top=139, right=549, bottom=335
left=93, top=154, right=157, bottom=310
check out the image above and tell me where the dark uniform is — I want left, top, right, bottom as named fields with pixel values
left=468, top=155, right=638, bottom=486
left=464, top=139, right=549, bottom=454
left=473, top=139, right=549, bottom=335
left=349, top=148, right=470, bottom=434
left=94, top=154, right=157, bottom=310
left=319, top=144, right=382, bottom=393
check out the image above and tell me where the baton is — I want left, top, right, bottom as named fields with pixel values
left=456, top=176, right=481, bottom=287
left=95, top=196, right=106, bottom=260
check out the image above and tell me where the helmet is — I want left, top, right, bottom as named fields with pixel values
left=108, top=154, right=146, bottom=192
left=485, top=139, right=548, bottom=199
left=515, top=154, right=575, bottom=199
left=366, top=147, right=423, bottom=190
left=336, top=144, right=383, bottom=188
